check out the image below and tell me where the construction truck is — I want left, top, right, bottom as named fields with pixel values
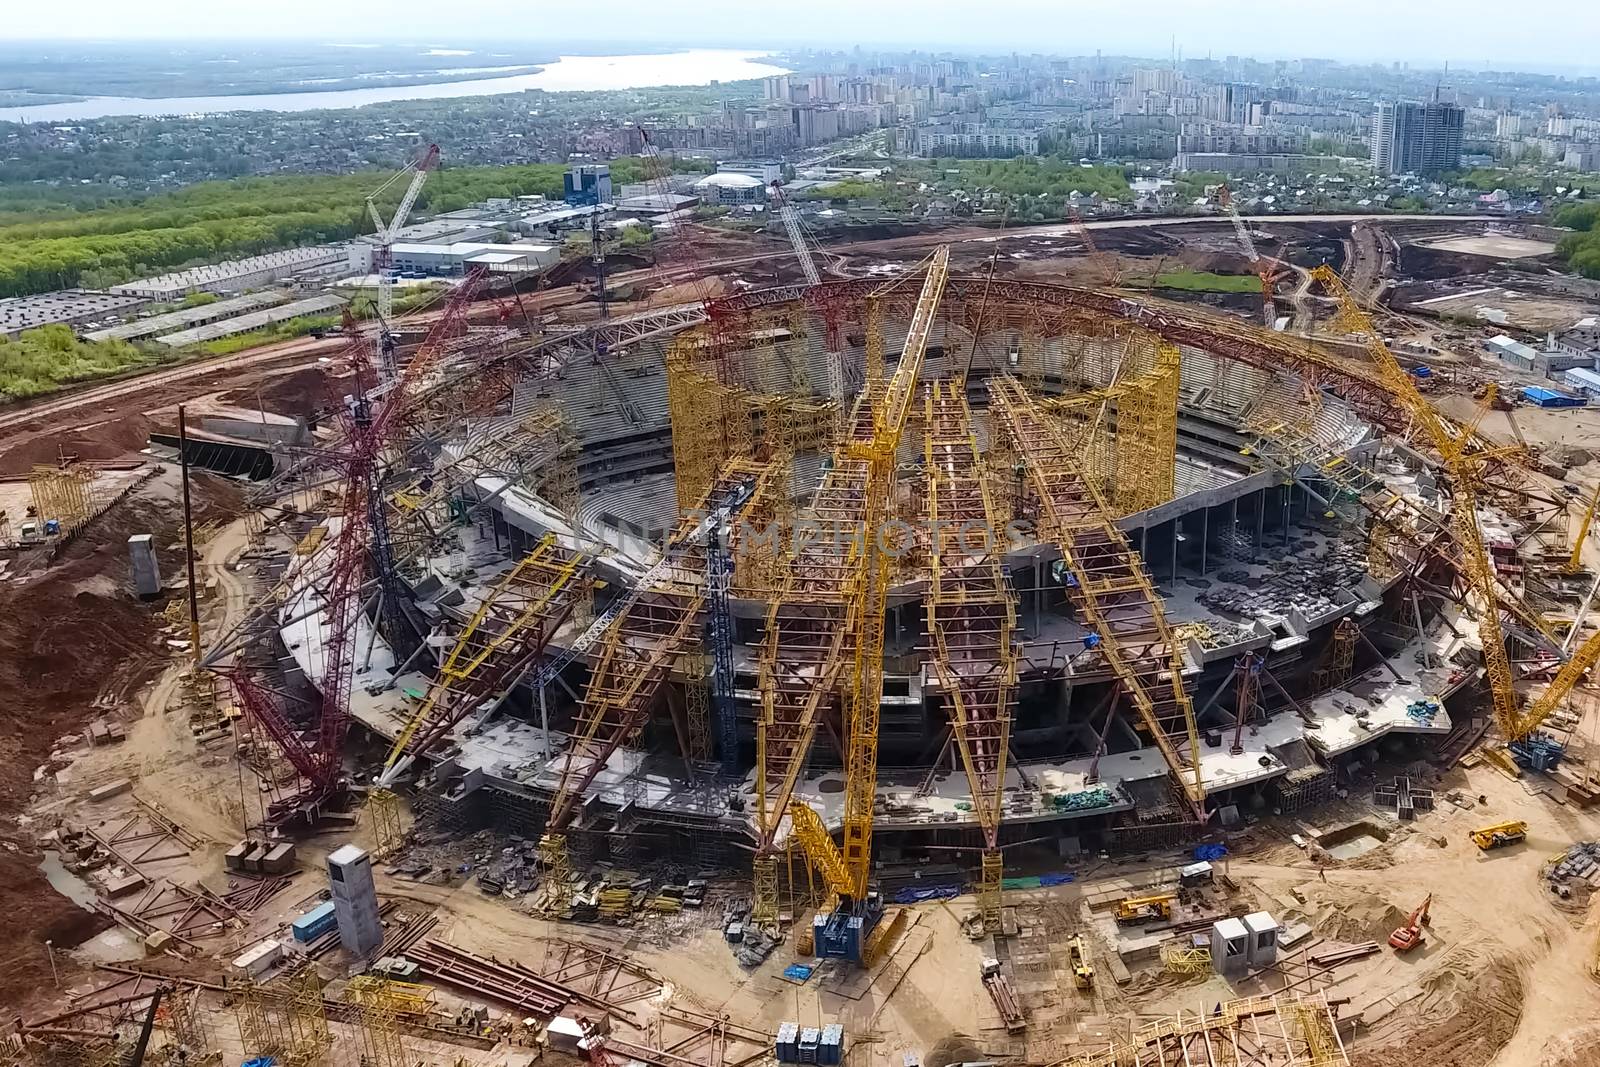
left=1388, top=894, right=1432, bottom=953
left=1068, top=935, right=1094, bottom=989
left=1115, top=892, right=1176, bottom=925
left=980, top=958, right=1026, bottom=1033
left=1469, top=820, right=1528, bottom=851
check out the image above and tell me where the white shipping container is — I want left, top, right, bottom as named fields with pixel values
left=231, top=938, right=283, bottom=978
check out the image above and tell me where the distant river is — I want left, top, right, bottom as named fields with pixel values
left=0, top=50, right=790, bottom=123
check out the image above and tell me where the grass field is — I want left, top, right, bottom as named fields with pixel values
left=1146, top=270, right=1263, bottom=293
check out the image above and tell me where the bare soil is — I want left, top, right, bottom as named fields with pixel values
left=0, top=469, right=241, bottom=1007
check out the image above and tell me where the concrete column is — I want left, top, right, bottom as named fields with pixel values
left=1200, top=507, right=1210, bottom=575
left=127, top=534, right=160, bottom=599
left=1254, top=492, right=1265, bottom=555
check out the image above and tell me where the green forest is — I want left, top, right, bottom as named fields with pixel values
left=0, top=156, right=703, bottom=298
left=1555, top=202, right=1600, bottom=279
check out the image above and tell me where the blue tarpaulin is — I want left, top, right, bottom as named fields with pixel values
left=783, top=964, right=815, bottom=982
left=998, top=871, right=1078, bottom=890
left=893, top=885, right=961, bottom=903
left=1194, top=844, right=1228, bottom=861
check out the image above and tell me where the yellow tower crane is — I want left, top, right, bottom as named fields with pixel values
left=786, top=246, right=950, bottom=960
left=1313, top=264, right=1587, bottom=746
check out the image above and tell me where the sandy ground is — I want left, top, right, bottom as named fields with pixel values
left=1416, top=235, right=1559, bottom=260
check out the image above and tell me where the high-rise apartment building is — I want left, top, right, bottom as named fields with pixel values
left=1371, top=101, right=1464, bottom=176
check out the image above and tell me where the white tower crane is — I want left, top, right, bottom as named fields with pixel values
left=367, top=143, right=441, bottom=378
left=1216, top=182, right=1279, bottom=328
left=769, top=178, right=844, bottom=416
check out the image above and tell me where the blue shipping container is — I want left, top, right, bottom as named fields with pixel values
left=291, top=901, right=337, bottom=943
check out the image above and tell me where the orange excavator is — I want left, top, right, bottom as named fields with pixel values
left=1389, top=894, right=1432, bottom=953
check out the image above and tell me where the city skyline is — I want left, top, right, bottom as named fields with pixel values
left=6, top=1, right=1600, bottom=74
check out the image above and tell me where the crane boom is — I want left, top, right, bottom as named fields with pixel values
left=1218, top=183, right=1276, bottom=326
left=838, top=246, right=950, bottom=896
left=1068, top=203, right=1119, bottom=288
left=369, top=144, right=440, bottom=376
left=1312, top=264, right=1524, bottom=740
left=770, top=179, right=822, bottom=287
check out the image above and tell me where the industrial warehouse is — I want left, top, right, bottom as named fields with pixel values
left=12, top=162, right=1600, bottom=1067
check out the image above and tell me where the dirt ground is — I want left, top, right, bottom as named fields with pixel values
left=1415, top=234, right=1558, bottom=260
left=0, top=467, right=243, bottom=1006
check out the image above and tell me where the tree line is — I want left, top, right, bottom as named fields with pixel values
left=0, top=157, right=698, bottom=298
left=1555, top=202, right=1600, bottom=279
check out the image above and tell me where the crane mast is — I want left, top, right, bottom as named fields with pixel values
left=368, top=144, right=440, bottom=378
left=785, top=247, right=951, bottom=916
left=1217, top=183, right=1278, bottom=327
left=224, top=270, right=481, bottom=826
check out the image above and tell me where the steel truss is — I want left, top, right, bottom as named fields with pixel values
left=539, top=460, right=780, bottom=901
left=1051, top=992, right=1348, bottom=1067
left=382, top=534, right=587, bottom=777
left=922, top=379, right=1017, bottom=930
left=989, top=375, right=1206, bottom=813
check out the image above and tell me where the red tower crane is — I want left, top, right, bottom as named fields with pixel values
left=225, top=269, right=485, bottom=826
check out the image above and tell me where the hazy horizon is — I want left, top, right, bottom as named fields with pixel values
left=5, top=1, right=1600, bottom=75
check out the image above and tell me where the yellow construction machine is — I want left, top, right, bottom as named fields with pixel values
left=1469, top=820, right=1528, bottom=851
left=1068, top=935, right=1094, bottom=988
left=1115, top=892, right=1176, bottom=925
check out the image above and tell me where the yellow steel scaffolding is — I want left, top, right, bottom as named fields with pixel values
left=280, top=965, right=332, bottom=1065
left=368, top=787, right=404, bottom=859
left=29, top=463, right=98, bottom=534
left=665, top=336, right=757, bottom=514
left=923, top=379, right=1016, bottom=932
left=342, top=977, right=411, bottom=1067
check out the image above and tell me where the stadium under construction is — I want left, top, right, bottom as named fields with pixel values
left=208, top=248, right=1566, bottom=949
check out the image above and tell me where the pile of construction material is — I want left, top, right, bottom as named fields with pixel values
left=728, top=922, right=779, bottom=967
left=571, top=871, right=654, bottom=922
left=1544, top=841, right=1600, bottom=901
left=1199, top=543, right=1367, bottom=624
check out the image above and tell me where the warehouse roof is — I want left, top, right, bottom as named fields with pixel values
left=155, top=295, right=345, bottom=348
left=84, top=291, right=288, bottom=343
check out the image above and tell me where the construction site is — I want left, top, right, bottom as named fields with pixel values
left=10, top=159, right=1600, bottom=1067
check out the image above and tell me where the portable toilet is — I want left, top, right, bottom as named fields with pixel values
left=1243, top=911, right=1280, bottom=968
left=776, top=1022, right=799, bottom=1064
left=798, top=1027, right=821, bottom=1065
left=1210, top=917, right=1249, bottom=977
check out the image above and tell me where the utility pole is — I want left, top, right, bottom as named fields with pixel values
left=177, top=406, right=202, bottom=668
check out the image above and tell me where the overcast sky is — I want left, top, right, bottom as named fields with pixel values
left=7, top=0, right=1600, bottom=72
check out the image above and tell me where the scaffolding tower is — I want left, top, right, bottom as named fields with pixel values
left=29, top=463, right=98, bottom=534
left=343, top=977, right=413, bottom=1067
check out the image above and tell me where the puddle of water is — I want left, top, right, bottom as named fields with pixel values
left=1324, top=834, right=1382, bottom=860
left=39, top=850, right=98, bottom=911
